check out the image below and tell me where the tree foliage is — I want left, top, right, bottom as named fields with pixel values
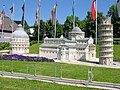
left=33, top=19, right=63, bottom=40
left=107, top=5, right=120, bottom=38
left=63, top=15, right=81, bottom=38
left=84, top=11, right=103, bottom=38
left=33, top=20, right=46, bottom=40
left=31, top=4, right=120, bottom=41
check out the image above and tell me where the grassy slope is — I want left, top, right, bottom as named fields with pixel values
left=29, top=43, right=40, bottom=54
left=0, top=60, right=120, bottom=84
left=0, top=77, right=100, bottom=90
left=113, top=45, right=120, bottom=61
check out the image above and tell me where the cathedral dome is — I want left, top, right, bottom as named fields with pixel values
left=72, top=27, right=82, bottom=32
left=12, top=24, right=29, bottom=38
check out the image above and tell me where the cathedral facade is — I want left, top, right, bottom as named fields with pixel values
left=40, top=27, right=96, bottom=62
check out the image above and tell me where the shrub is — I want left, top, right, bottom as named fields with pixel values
left=0, top=42, right=10, bottom=50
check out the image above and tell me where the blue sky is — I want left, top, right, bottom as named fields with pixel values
left=0, top=0, right=116, bottom=26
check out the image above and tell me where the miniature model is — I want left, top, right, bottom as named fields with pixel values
left=40, top=27, right=96, bottom=62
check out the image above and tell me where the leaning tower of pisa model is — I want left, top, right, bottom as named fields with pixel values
left=99, top=17, right=113, bottom=65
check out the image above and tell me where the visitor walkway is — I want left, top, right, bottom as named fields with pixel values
left=0, top=72, right=120, bottom=90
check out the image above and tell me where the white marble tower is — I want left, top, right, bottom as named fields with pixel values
left=99, top=17, right=113, bottom=65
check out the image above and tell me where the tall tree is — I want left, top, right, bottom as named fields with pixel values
left=33, top=20, right=46, bottom=40
left=45, top=19, right=54, bottom=38
left=56, top=22, right=63, bottom=38
left=45, top=19, right=63, bottom=38
left=107, top=5, right=120, bottom=38
left=63, top=15, right=80, bottom=38
left=85, top=11, right=103, bottom=38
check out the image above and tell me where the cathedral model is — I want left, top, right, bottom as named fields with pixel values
left=10, top=24, right=30, bottom=54
left=99, top=17, right=113, bottom=65
left=40, top=27, right=96, bottom=62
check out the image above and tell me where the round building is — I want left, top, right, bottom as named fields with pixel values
left=69, top=26, right=85, bottom=40
left=99, top=17, right=113, bottom=65
left=10, top=24, right=29, bottom=54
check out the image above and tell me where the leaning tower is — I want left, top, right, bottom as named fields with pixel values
left=99, top=17, right=113, bottom=65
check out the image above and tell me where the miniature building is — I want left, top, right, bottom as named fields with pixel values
left=10, top=24, right=29, bottom=54
left=40, top=27, right=96, bottom=62
left=99, top=17, right=113, bottom=65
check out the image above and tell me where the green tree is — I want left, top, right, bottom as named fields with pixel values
left=63, top=15, right=81, bottom=38
left=45, top=19, right=54, bottom=38
left=107, top=5, right=120, bottom=38
left=56, top=22, right=63, bottom=38
left=45, top=19, right=63, bottom=38
left=79, top=20, right=86, bottom=32
left=85, top=11, right=103, bottom=38
left=33, top=20, right=46, bottom=40
left=24, top=20, right=30, bottom=34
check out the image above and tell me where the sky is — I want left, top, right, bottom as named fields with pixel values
left=0, top=0, right=116, bottom=26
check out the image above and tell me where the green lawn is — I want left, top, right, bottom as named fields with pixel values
left=29, top=43, right=40, bottom=54
left=0, top=77, right=100, bottom=90
left=0, top=60, right=120, bottom=84
left=113, top=45, right=120, bottom=61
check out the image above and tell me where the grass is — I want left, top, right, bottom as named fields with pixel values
left=113, top=45, right=120, bottom=61
left=96, top=45, right=99, bottom=58
left=0, top=77, right=101, bottom=90
left=0, top=60, right=120, bottom=84
left=29, top=43, right=40, bottom=54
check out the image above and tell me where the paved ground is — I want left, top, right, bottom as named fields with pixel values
left=54, top=59, right=120, bottom=68
left=0, top=72, right=120, bottom=90
left=65, top=61, right=120, bottom=68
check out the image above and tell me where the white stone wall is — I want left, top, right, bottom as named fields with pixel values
left=70, top=32, right=85, bottom=41
left=10, top=38, right=29, bottom=54
left=88, top=46, right=96, bottom=61
left=40, top=47, right=58, bottom=59
left=0, top=32, right=12, bottom=42
left=99, top=17, right=113, bottom=65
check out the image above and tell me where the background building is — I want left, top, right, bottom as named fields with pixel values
left=0, top=14, right=18, bottom=42
left=99, top=17, right=113, bottom=65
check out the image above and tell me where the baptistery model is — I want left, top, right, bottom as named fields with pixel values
left=10, top=24, right=29, bottom=54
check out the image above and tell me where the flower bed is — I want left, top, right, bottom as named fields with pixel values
left=0, top=54, right=54, bottom=62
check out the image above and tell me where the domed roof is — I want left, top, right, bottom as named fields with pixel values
left=12, top=24, right=29, bottom=38
left=72, top=27, right=82, bottom=32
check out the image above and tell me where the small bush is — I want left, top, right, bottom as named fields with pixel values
left=0, top=42, right=10, bottom=50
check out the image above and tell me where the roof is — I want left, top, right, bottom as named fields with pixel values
left=40, top=42, right=88, bottom=49
left=0, top=14, right=18, bottom=32
left=44, top=37, right=89, bottom=43
left=12, top=24, right=29, bottom=38
left=76, top=44, right=88, bottom=48
left=76, top=38, right=89, bottom=41
left=44, top=38, right=65, bottom=41
left=72, top=27, right=82, bottom=32
left=40, top=43, right=60, bottom=48
left=65, top=44, right=88, bottom=48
